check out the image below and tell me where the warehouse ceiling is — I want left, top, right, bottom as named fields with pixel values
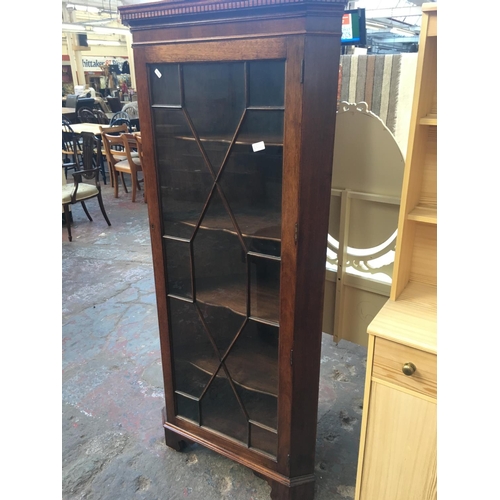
left=62, top=0, right=436, bottom=54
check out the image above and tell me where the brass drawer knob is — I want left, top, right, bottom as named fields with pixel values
left=402, top=362, right=417, bottom=376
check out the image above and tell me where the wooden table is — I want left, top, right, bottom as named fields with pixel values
left=62, top=107, right=76, bottom=122
left=62, top=110, right=114, bottom=123
left=66, top=123, right=112, bottom=136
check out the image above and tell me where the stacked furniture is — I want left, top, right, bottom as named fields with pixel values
left=119, top=0, right=347, bottom=498
left=354, top=3, right=437, bottom=499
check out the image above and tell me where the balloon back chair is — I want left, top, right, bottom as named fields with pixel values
left=62, top=132, right=111, bottom=242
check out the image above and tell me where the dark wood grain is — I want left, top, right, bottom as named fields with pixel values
left=287, top=31, right=342, bottom=478
left=121, top=1, right=346, bottom=498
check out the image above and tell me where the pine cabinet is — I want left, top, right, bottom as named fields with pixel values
left=354, top=4, right=438, bottom=499
left=119, top=1, right=346, bottom=498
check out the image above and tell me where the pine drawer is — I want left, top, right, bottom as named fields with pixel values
left=372, top=337, right=437, bottom=399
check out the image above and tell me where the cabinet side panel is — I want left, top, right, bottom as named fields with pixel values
left=289, top=32, right=342, bottom=477
left=276, top=34, right=304, bottom=475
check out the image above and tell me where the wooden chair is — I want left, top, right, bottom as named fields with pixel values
left=110, top=111, right=131, bottom=131
left=99, top=124, right=129, bottom=188
left=101, top=130, right=144, bottom=202
left=62, top=121, right=81, bottom=178
left=134, top=133, right=146, bottom=203
left=62, top=132, right=111, bottom=242
left=122, top=101, right=139, bottom=119
left=77, top=107, right=98, bottom=123
left=94, top=109, right=110, bottom=125
left=116, top=132, right=144, bottom=203
left=106, top=96, right=122, bottom=113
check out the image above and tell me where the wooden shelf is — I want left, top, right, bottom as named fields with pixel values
left=177, top=134, right=284, bottom=148
left=407, top=205, right=437, bottom=224
left=181, top=211, right=281, bottom=241
left=168, top=276, right=280, bottom=325
left=191, top=353, right=278, bottom=398
left=367, top=281, right=436, bottom=354
left=419, top=114, right=437, bottom=126
left=173, top=318, right=279, bottom=397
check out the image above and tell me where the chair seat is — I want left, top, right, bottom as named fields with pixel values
left=114, top=159, right=132, bottom=173
left=62, top=183, right=99, bottom=204
left=102, top=150, right=137, bottom=158
left=115, top=156, right=141, bottom=171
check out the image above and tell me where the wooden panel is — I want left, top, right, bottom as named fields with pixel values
left=419, top=114, right=437, bottom=126
left=142, top=37, right=286, bottom=63
left=410, top=223, right=436, bottom=286
left=339, top=286, right=388, bottom=347
left=354, top=334, right=376, bottom=500
left=422, top=37, right=437, bottom=117
left=427, top=12, right=437, bottom=37
left=372, top=337, right=436, bottom=399
left=430, top=90, right=437, bottom=115
left=358, top=382, right=437, bottom=500
left=408, top=205, right=436, bottom=224
left=367, top=282, right=436, bottom=354
left=276, top=34, right=304, bottom=476
left=288, top=31, right=342, bottom=477
left=420, top=125, right=437, bottom=207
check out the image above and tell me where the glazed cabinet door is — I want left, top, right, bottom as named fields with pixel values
left=148, top=58, right=286, bottom=459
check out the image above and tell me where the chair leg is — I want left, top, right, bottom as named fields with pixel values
left=100, top=155, right=107, bottom=185
left=114, top=172, right=120, bottom=198
left=131, top=174, right=137, bottom=203
left=97, top=193, right=111, bottom=226
left=63, top=204, right=72, bottom=242
left=80, top=201, right=93, bottom=221
left=108, top=160, right=114, bottom=188
left=120, top=172, right=129, bottom=193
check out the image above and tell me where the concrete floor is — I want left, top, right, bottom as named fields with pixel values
left=62, top=177, right=368, bottom=500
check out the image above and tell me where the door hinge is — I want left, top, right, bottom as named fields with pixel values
left=290, top=349, right=293, bottom=366
left=300, top=59, right=305, bottom=83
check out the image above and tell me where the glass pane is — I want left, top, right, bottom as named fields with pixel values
left=193, top=189, right=247, bottom=315
left=250, top=424, right=278, bottom=457
left=197, top=302, right=246, bottom=357
left=183, top=62, right=245, bottom=174
left=200, top=369, right=248, bottom=444
left=219, top=110, right=283, bottom=241
left=165, top=238, right=192, bottom=300
left=245, top=235, right=281, bottom=258
left=150, top=64, right=181, bottom=106
left=225, top=320, right=278, bottom=429
left=237, top=109, right=284, bottom=146
left=248, top=60, right=285, bottom=107
left=169, top=298, right=218, bottom=400
left=249, top=255, right=280, bottom=324
left=176, top=394, right=199, bottom=424
left=153, top=108, right=213, bottom=240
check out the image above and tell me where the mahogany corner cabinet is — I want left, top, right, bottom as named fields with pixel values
left=119, top=1, right=346, bottom=498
